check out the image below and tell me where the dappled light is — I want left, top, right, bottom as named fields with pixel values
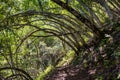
left=0, top=0, right=120, bottom=80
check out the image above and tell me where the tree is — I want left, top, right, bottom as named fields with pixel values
left=0, top=0, right=120, bottom=80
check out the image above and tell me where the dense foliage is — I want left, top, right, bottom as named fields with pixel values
left=0, top=0, right=120, bottom=80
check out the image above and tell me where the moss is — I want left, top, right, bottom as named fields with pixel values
left=36, top=65, right=54, bottom=80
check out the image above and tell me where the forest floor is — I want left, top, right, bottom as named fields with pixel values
left=45, top=62, right=120, bottom=80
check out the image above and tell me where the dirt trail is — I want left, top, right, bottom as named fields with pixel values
left=45, top=65, right=96, bottom=80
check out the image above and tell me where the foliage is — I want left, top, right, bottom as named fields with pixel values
left=0, top=0, right=120, bottom=80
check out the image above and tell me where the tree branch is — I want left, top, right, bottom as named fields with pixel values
left=51, top=0, right=104, bottom=37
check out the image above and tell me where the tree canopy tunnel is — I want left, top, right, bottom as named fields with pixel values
left=2, top=0, right=119, bottom=56
left=0, top=0, right=120, bottom=80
